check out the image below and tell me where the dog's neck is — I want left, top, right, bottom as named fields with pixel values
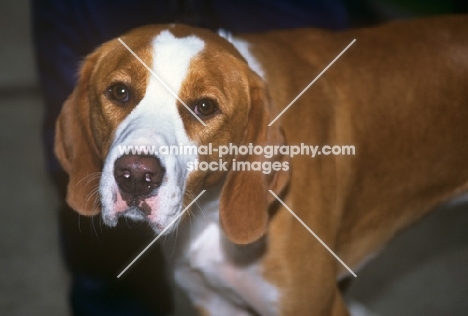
left=167, top=180, right=266, bottom=263
left=163, top=181, right=278, bottom=315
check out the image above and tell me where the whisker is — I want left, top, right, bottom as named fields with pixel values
left=185, top=189, right=205, bottom=218
left=99, top=216, right=104, bottom=233
left=90, top=216, right=101, bottom=243
left=84, top=186, right=100, bottom=210
left=77, top=214, right=82, bottom=233
left=73, top=172, right=102, bottom=190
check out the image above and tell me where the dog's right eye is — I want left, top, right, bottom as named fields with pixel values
left=107, top=83, right=130, bottom=103
left=193, top=98, right=218, bottom=117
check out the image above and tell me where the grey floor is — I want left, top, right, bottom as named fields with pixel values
left=0, top=2, right=70, bottom=316
left=1, top=1, right=467, bottom=315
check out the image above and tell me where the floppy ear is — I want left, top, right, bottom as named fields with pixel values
left=55, top=53, right=103, bottom=215
left=219, top=74, right=290, bottom=244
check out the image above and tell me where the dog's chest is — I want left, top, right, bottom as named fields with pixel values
left=172, top=195, right=279, bottom=315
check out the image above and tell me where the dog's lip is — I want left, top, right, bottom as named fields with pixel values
left=119, top=188, right=157, bottom=206
left=120, top=190, right=156, bottom=202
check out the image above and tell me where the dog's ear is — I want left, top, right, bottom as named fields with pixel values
left=220, top=74, right=290, bottom=244
left=55, top=53, right=102, bottom=215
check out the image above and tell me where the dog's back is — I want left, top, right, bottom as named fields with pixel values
left=241, top=15, right=468, bottom=276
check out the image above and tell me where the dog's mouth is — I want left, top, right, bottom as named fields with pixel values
left=100, top=143, right=195, bottom=234
left=109, top=154, right=167, bottom=218
left=119, top=192, right=154, bottom=215
left=104, top=191, right=175, bottom=231
left=102, top=174, right=185, bottom=235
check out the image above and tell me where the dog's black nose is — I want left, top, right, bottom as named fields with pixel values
left=114, top=155, right=165, bottom=196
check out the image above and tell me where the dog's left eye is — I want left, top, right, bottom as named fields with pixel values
left=193, top=98, right=218, bottom=117
left=107, top=83, right=130, bottom=103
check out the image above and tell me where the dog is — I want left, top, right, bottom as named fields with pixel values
left=55, top=15, right=468, bottom=315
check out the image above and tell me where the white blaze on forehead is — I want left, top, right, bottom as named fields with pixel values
left=100, top=30, right=204, bottom=225
left=153, top=30, right=205, bottom=93
left=113, top=29, right=205, bottom=144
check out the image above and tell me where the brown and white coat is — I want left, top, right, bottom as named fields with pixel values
left=56, top=16, right=468, bottom=315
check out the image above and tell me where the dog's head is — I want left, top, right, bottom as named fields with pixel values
left=55, top=25, right=289, bottom=244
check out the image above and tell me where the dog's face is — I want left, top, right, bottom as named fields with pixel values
left=55, top=25, right=289, bottom=244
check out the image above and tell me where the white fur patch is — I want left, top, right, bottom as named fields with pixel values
left=100, top=30, right=204, bottom=233
left=99, top=29, right=278, bottom=314
left=167, top=184, right=280, bottom=316
left=231, top=39, right=265, bottom=79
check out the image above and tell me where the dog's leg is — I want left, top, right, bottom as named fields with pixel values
left=265, top=208, right=349, bottom=315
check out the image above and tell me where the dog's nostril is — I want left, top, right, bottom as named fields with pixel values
left=115, top=169, right=132, bottom=179
left=144, top=173, right=153, bottom=183
left=122, top=170, right=131, bottom=179
left=114, top=155, right=165, bottom=196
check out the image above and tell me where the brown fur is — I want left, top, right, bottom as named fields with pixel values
left=55, top=16, right=468, bottom=315
left=250, top=16, right=468, bottom=315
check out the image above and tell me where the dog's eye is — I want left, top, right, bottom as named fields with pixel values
left=108, top=83, right=130, bottom=103
left=194, top=99, right=218, bottom=117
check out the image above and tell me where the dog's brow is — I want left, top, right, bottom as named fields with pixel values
left=118, top=37, right=207, bottom=126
